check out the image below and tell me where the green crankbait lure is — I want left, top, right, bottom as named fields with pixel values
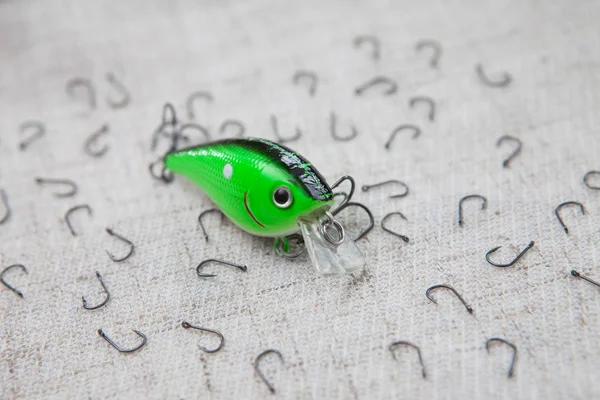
left=165, top=138, right=365, bottom=275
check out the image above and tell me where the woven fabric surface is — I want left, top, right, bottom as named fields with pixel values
left=1, top=0, right=599, bottom=398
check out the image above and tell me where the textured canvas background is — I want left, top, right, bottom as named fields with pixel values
left=1, top=0, right=599, bottom=399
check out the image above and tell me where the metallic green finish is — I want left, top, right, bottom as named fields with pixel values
left=165, top=138, right=334, bottom=237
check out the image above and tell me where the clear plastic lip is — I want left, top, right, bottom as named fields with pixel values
left=297, top=214, right=365, bottom=276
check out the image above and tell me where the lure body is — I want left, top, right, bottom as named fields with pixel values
left=165, top=138, right=334, bottom=237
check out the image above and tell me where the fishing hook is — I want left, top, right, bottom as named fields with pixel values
left=554, top=201, right=585, bottom=234
left=329, top=112, right=358, bottom=142
left=19, top=121, right=45, bottom=151
left=270, top=115, right=301, bottom=143
left=570, top=270, right=600, bottom=290
left=485, top=240, right=535, bottom=268
left=66, top=77, right=96, bottom=109
left=180, top=123, right=211, bottom=144
left=181, top=321, right=224, bottom=353
left=332, top=201, right=375, bottom=241
left=353, top=35, right=380, bottom=61
left=496, top=135, right=522, bottom=168
left=35, top=177, right=78, bottom=198
left=486, top=337, right=517, bottom=378
left=354, top=76, right=398, bottom=96
left=1, top=264, right=28, bottom=298
left=186, top=91, right=214, bottom=120
left=385, top=124, right=421, bottom=150
left=151, top=103, right=180, bottom=151
left=476, top=64, right=512, bottom=88
left=274, top=234, right=305, bottom=259
left=254, top=349, right=284, bottom=394
left=292, top=70, right=318, bottom=96
left=84, top=124, right=110, bottom=158
left=148, top=159, right=174, bottom=184
left=409, top=96, right=436, bottom=122
left=219, top=120, right=245, bottom=137
left=98, top=329, right=147, bottom=353
left=381, top=212, right=410, bottom=243
left=82, top=271, right=110, bottom=310
left=64, top=204, right=93, bottom=237
left=196, top=258, right=247, bottom=278
left=0, top=189, right=11, bottom=225
left=389, top=340, right=427, bottom=379
left=583, top=170, right=600, bottom=190
left=198, top=208, right=224, bottom=242
left=426, top=284, right=473, bottom=314
left=330, top=175, right=356, bottom=213
left=458, top=194, right=487, bottom=227
left=415, top=40, right=442, bottom=68
left=105, top=72, right=130, bottom=109
left=362, top=180, right=409, bottom=198
left=105, top=227, right=135, bottom=262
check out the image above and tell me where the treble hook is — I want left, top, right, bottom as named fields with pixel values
left=105, top=228, right=135, bottom=262
left=292, top=70, right=318, bottom=96
left=82, top=271, right=110, bottom=310
left=385, top=124, right=421, bottom=150
left=409, top=96, right=436, bottom=122
left=105, top=72, right=130, bottom=109
left=98, top=329, right=147, bottom=353
left=354, top=76, right=398, bottom=96
left=496, top=135, right=522, bottom=168
left=554, top=201, right=585, bottom=234
left=330, top=175, right=356, bottom=213
left=458, top=194, right=487, bottom=227
left=254, top=349, right=284, bottom=394
left=486, top=337, right=517, bottom=378
left=570, top=270, right=600, bottom=290
left=583, top=170, right=600, bottom=190
left=64, top=204, right=93, bottom=236
left=219, top=120, right=245, bottom=137
left=476, top=64, right=512, bottom=88
left=353, top=35, right=380, bottom=61
left=181, top=321, right=224, bottom=353
left=66, top=77, right=96, bottom=109
left=270, top=115, right=301, bottom=143
left=331, top=201, right=375, bottom=241
left=84, top=124, right=110, bottom=158
left=485, top=240, right=535, bottom=268
left=0, top=189, right=11, bottom=225
left=381, top=212, right=410, bottom=243
left=415, top=40, right=442, bottom=68
left=196, top=258, right=247, bottom=278
left=329, top=112, right=358, bottom=142
left=426, top=284, right=473, bottom=314
left=362, top=180, right=409, bottom=198
left=1, top=264, right=28, bottom=298
left=186, top=91, right=214, bottom=120
left=19, top=121, right=45, bottom=151
left=389, top=340, right=427, bottom=379
left=35, top=177, right=78, bottom=198
left=198, top=208, right=224, bottom=242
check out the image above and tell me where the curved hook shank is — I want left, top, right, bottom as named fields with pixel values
left=485, top=240, right=535, bottom=268
left=84, top=124, right=110, bottom=158
left=98, top=329, right=147, bottom=353
left=353, top=35, right=380, bottom=61
left=292, top=70, right=318, bottom=96
left=66, top=77, right=96, bottom=109
left=415, top=40, right=442, bottom=68
left=105, top=72, right=131, bottom=109
left=486, top=337, right=517, bottom=378
left=354, top=76, right=397, bottom=96
left=270, top=115, right=302, bottom=144
left=458, top=194, right=488, bottom=227
left=186, top=91, right=214, bottom=120
left=82, top=271, right=110, bottom=310
left=1, top=264, right=28, bottom=298
left=180, top=123, right=211, bottom=144
left=35, top=177, right=78, bottom=198
left=426, top=284, right=473, bottom=314
left=389, top=340, right=427, bottom=379
left=330, top=175, right=356, bottom=213
left=65, top=204, right=93, bottom=237
left=329, top=112, right=358, bottom=142
left=198, top=209, right=224, bottom=242
left=254, top=349, right=284, bottom=394
left=19, top=121, right=46, bottom=151
left=105, top=228, right=135, bottom=262
left=181, top=321, right=225, bottom=353
left=0, top=189, right=11, bottom=225
left=331, top=201, right=375, bottom=241
left=196, top=258, right=247, bottom=278
left=409, top=97, right=436, bottom=122
left=476, top=64, right=512, bottom=88
left=554, top=201, right=585, bottom=234
left=583, top=170, right=600, bottom=190
left=496, top=135, right=522, bottom=168
left=385, top=125, right=421, bottom=150
left=362, top=179, right=409, bottom=198
left=381, top=212, right=410, bottom=243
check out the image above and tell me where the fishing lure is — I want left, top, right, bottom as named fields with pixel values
left=164, top=137, right=364, bottom=275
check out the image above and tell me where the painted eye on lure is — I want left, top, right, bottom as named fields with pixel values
left=164, top=137, right=365, bottom=275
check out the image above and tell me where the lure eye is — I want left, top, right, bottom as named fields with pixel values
left=273, top=186, right=293, bottom=208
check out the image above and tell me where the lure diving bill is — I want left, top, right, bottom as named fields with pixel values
left=164, top=137, right=365, bottom=275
